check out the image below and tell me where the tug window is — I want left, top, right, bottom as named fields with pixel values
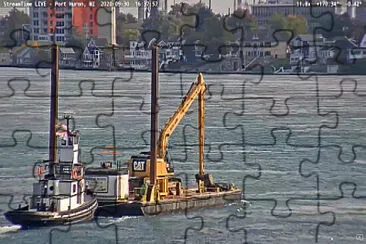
left=61, top=139, right=66, bottom=145
left=68, top=137, right=73, bottom=145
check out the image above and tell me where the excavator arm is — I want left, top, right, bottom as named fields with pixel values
left=157, top=73, right=207, bottom=176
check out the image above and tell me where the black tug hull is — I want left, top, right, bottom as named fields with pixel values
left=95, top=190, right=243, bottom=218
left=4, top=197, right=98, bottom=229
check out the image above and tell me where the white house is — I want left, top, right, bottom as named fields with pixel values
left=347, top=34, right=366, bottom=61
left=123, top=40, right=184, bottom=69
left=289, top=34, right=337, bottom=65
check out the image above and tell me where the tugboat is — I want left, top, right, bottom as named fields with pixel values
left=85, top=45, right=243, bottom=217
left=4, top=45, right=98, bottom=228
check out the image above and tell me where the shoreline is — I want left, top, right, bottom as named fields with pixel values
left=1, top=64, right=366, bottom=76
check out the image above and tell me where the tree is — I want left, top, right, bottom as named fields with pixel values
left=116, top=13, right=140, bottom=47
left=285, top=15, right=308, bottom=36
left=270, top=13, right=287, bottom=31
left=0, top=8, right=30, bottom=47
left=140, top=10, right=182, bottom=42
left=312, top=12, right=355, bottom=38
left=224, top=8, right=257, bottom=41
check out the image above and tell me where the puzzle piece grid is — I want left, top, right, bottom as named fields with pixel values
left=1, top=2, right=366, bottom=244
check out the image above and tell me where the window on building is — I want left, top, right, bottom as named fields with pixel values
left=90, top=14, right=93, bottom=20
left=90, top=30, right=93, bottom=35
left=56, top=13, right=64, bottom=18
left=56, top=28, right=64, bottom=34
left=33, top=20, right=39, bottom=26
left=34, top=28, right=39, bottom=34
left=56, top=21, right=64, bottom=27
left=33, top=12, right=39, bottom=18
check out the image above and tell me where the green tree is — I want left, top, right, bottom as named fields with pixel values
left=66, top=27, right=88, bottom=48
left=285, top=15, right=308, bottom=36
left=116, top=12, right=140, bottom=47
left=0, top=8, right=30, bottom=47
left=270, top=13, right=287, bottom=31
left=225, top=8, right=257, bottom=41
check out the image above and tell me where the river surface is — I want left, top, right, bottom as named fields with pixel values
left=0, top=67, right=365, bottom=243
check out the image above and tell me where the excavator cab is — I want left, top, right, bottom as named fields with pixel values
left=127, top=151, right=175, bottom=178
left=127, top=150, right=175, bottom=198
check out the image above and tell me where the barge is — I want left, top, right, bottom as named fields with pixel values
left=85, top=45, right=244, bottom=217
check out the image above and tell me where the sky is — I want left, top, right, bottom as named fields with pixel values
left=0, top=0, right=234, bottom=18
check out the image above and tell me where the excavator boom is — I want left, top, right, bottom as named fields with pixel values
left=157, top=73, right=206, bottom=175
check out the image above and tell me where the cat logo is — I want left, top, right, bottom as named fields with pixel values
left=133, top=160, right=146, bottom=172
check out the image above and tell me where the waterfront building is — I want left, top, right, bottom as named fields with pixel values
left=59, top=47, right=77, bottom=67
left=29, top=0, right=72, bottom=44
left=249, top=3, right=336, bottom=28
left=82, top=39, right=104, bottom=68
left=30, top=0, right=116, bottom=45
left=122, top=40, right=183, bottom=69
left=289, top=34, right=326, bottom=65
left=72, top=0, right=99, bottom=39
left=0, top=48, right=11, bottom=65
left=347, top=34, right=366, bottom=62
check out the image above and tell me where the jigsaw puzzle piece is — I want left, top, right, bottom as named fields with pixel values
left=224, top=75, right=336, bottom=146
left=227, top=197, right=335, bottom=243
left=300, top=146, right=366, bottom=197
left=318, top=78, right=366, bottom=162
left=0, top=227, right=47, bottom=244
left=109, top=172, right=204, bottom=244
left=138, top=73, right=205, bottom=163
left=0, top=193, right=22, bottom=234
left=0, top=70, right=130, bottom=164
left=317, top=182, right=366, bottom=243
left=243, top=128, right=319, bottom=217
left=49, top=220, right=118, bottom=244
left=55, top=81, right=116, bottom=165
left=183, top=205, right=245, bottom=244
left=96, top=72, right=190, bottom=163
left=0, top=77, right=51, bottom=148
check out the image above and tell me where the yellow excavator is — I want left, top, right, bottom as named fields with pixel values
left=127, top=73, right=221, bottom=202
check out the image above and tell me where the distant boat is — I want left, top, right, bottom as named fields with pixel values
left=272, top=65, right=311, bottom=74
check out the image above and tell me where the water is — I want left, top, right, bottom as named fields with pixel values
left=0, top=67, right=366, bottom=243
